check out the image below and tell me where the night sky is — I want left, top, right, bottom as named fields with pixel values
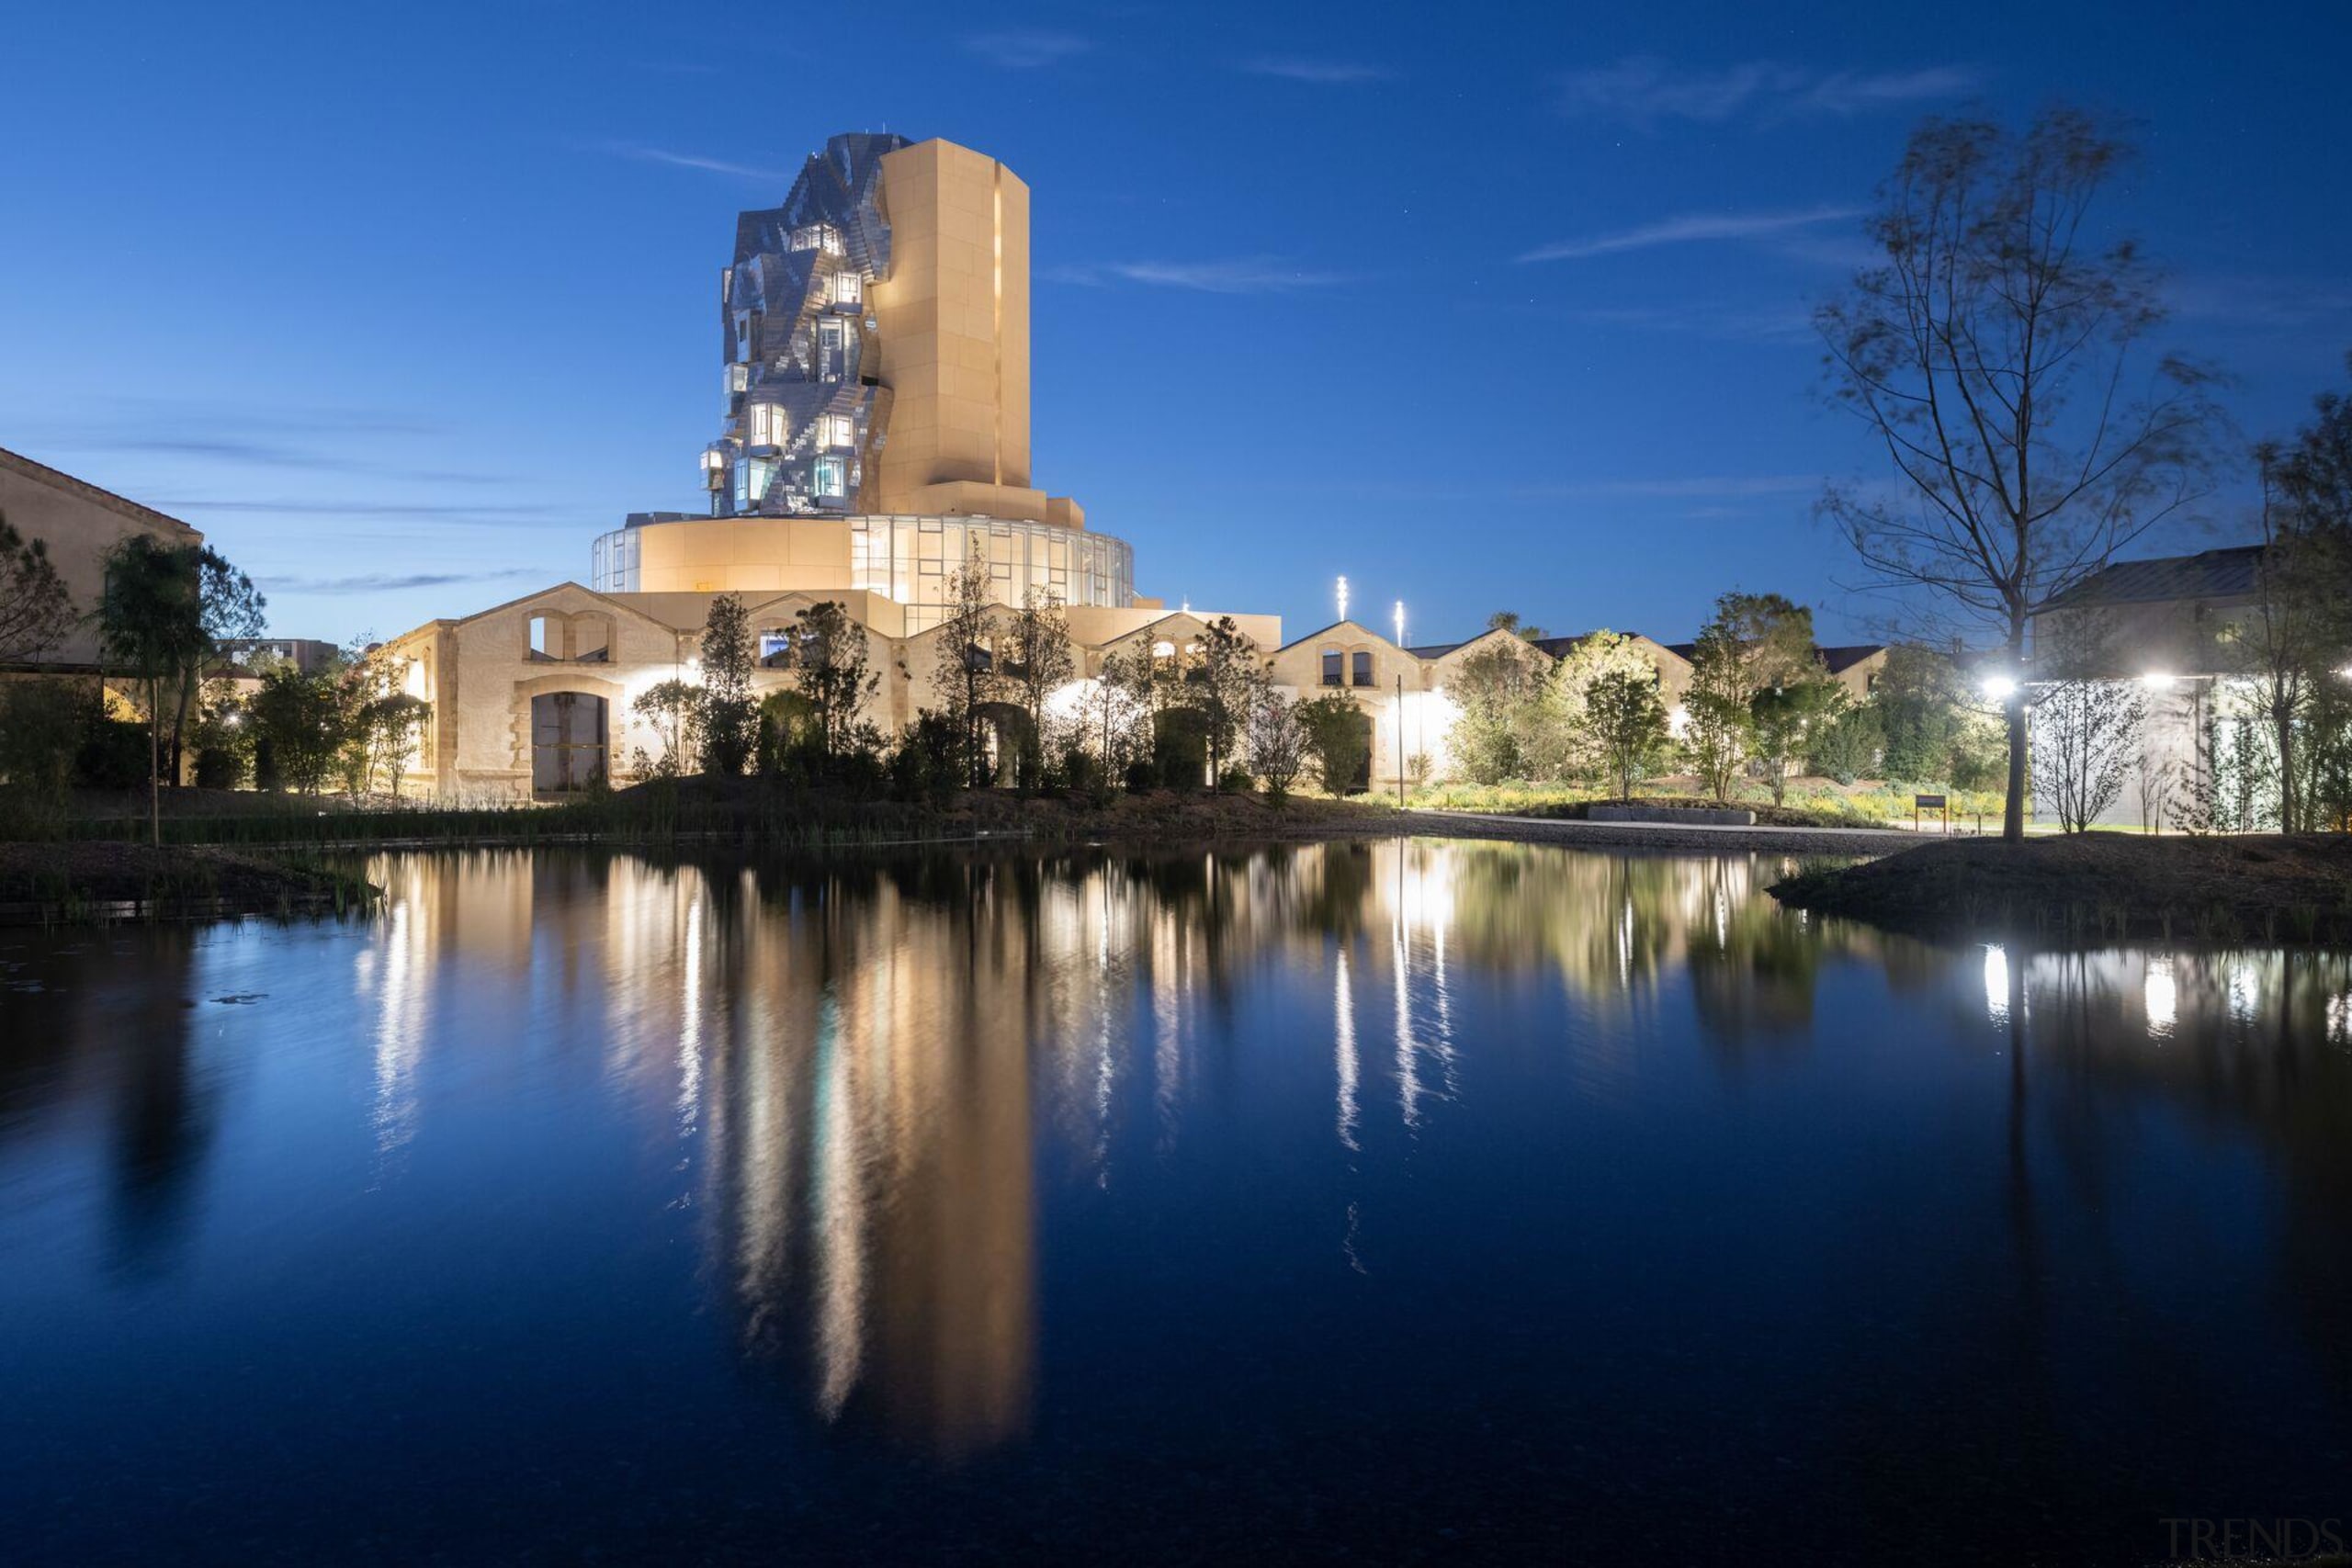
left=4, top=0, right=2346, bottom=647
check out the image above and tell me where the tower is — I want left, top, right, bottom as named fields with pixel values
left=707, top=133, right=1053, bottom=524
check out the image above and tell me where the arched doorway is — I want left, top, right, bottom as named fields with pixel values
left=531, top=692, right=608, bottom=792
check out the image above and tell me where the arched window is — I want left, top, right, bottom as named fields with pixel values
left=1351, top=650, right=1374, bottom=687
left=527, top=615, right=555, bottom=660
left=1320, top=648, right=1343, bottom=687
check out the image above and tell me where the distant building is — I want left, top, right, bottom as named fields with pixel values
left=215, top=637, right=341, bottom=676
left=2027, top=545, right=2275, bottom=829
left=0, top=445, right=202, bottom=673
left=379, top=130, right=1874, bottom=799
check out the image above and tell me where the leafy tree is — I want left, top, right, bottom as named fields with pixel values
left=1295, top=694, right=1370, bottom=795
left=697, top=593, right=756, bottom=775
left=1002, top=588, right=1074, bottom=788
left=1683, top=637, right=1753, bottom=803
left=1544, top=629, right=1660, bottom=784
left=1874, top=645, right=2002, bottom=786
left=1749, top=677, right=1849, bottom=806
left=1580, top=669, right=1670, bottom=803
left=927, top=552, right=1000, bottom=787
left=781, top=600, right=880, bottom=766
left=1446, top=642, right=1546, bottom=784
left=1086, top=646, right=1154, bottom=775
left=1193, top=616, right=1265, bottom=787
left=0, top=679, right=91, bottom=810
left=1486, top=609, right=1548, bottom=642
left=1807, top=700, right=1884, bottom=785
left=1244, top=685, right=1308, bottom=799
left=632, top=679, right=703, bottom=779
left=0, top=510, right=75, bottom=664
left=1816, top=107, right=2222, bottom=840
left=246, top=660, right=346, bottom=794
left=98, top=536, right=208, bottom=842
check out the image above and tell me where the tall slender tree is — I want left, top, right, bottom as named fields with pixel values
left=1816, top=107, right=2221, bottom=840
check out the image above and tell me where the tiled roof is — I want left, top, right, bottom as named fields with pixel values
left=2041, top=546, right=2267, bottom=610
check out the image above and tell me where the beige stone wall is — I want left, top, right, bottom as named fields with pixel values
left=0, top=447, right=202, bottom=669
left=874, top=140, right=1031, bottom=507
left=630, top=515, right=855, bottom=594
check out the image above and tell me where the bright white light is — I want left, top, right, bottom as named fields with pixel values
left=1336, top=575, right=1350, bottom=625
left=1392, top=600, right=1406, bottom=648
left=1982, top=675, right=2018, bottom=701
left=2143, top=957, right=2177, bottom=1038
left=2142, top=671, right=2177, bottom=691
left=1984, top=944, right=2010, bottom=1022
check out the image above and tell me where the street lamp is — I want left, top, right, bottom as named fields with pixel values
left=1982, top=675, right=2018, bottom=701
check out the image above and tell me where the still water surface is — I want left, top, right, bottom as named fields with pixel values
left=2, top=840, right=2348, bottom=1564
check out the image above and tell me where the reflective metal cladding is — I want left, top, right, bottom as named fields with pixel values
left=707, top=132, right=908, bottom=518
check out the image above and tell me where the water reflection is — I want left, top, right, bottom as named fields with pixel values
left=6, top=837, right=2352, bottom=1552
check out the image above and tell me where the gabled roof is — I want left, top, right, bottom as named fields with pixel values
left=1276, top=618, right=1406, bottom=654
left=1534, top=630, right=1680, bottom=664
left=0, top=446, right=202, bottom=540
left=2039, top=546, right=2267, bottom=611
left=1662, top=639, right=1884, bottom=673
left=441, top=581, right=684, bottom=636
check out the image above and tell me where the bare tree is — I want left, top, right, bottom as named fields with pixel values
left=1243, top=685, right=1308, bottom=798
left=2030, top=615, right=2145, bottom=834
left=1816, top=107, right=2221, bottom=840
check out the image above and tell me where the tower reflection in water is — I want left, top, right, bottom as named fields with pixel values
left=340, top=840, right=2352, bottom=1461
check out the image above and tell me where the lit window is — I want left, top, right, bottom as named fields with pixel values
left=789, top=226, right=821, bottom=252
left=1321, top=649, right=1342, bottom=687
left=1352, top=651, right=1374, bottom=687
left=833, top=272, right=862, bottom=305
left=823, top=414, right=854, bottom=447
left=750, top=404, right=788, bottom=447
left=726, top=364, right=749, bottom=393
left=814, top=456, right=846, bottom=498
left=818, top=319, right=845, bottom=380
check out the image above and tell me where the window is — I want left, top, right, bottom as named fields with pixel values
left=823, top=414, right=854, bottom=447
left=814, top=456, right=846, bottom=498
left=1352, top=651, right=1374, bottom=687
left=818, top=319, right=845, bottom=381
left=734, top=314, right=753, bottom=362
left=833, top=272, right=862, bottom=305
left=1321, top=649, right=1342, bottom=687
left=789, top=225, right=820, bottom=253
left=749, top=403, right=788, bottom=447
left=528, top=615, right=556, bottom=660
left=726, top=364, right=749, bottom=393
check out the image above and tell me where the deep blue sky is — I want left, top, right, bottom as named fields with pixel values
left=4, top=1, right=2346, bottom=646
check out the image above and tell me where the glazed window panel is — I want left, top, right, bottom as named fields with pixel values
left=1352, top=651, right=1374, bottom=687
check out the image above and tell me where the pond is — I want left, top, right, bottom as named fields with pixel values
left=2, top=840, right=2348, bottom=1565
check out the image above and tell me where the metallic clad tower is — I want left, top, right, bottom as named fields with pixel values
left=708, top=133, right=906, bottom=517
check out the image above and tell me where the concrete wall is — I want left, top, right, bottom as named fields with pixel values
left=0, top=446, right=202, bottom=669
left=874, top=140, right=1031, bottom=505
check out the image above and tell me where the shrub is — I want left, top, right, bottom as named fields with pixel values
left=76, top=716, right=150, bottom=790
left=192, top=747, right=243, bottom=789
left=0, top=680, right=91, bottom=801
left=1216, top=764, right=1253, bottom=795
left=1125, top=757, right=1161, bottom=794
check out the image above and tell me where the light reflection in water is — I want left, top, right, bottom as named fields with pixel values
left=303, top=843, right=2352, bottom=1468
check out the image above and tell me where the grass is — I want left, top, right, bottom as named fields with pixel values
left=26, top=778, right=1407, bottom=852
left=1412, top=777, right=2007, bottom=830
left=1770, top=832, right=2352, bottom=945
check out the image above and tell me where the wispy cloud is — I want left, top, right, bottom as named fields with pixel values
left=594, top=141, right=790, bottom=181
left=2168, top=274, right=2352, bottom=332
left=964, top=29, right=1091, bottom=69
left=1552, top=57, right=1981, bottom=129
left=1518, top=205, right=1861, bottom=264
left=259, top=569, right=538, bottom=595
left=1241, top=56, right=1396, bottom=85
left=1043, top=257, right=1353, bottom=293
left=161, top=500, right=570, bottom=525
left=26, top=428, right=511, bottom=486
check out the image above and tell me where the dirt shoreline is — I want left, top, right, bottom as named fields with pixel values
left=0, top=842, right=370, bottom=926
left=1769, top=833, right=2352, bottom=945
